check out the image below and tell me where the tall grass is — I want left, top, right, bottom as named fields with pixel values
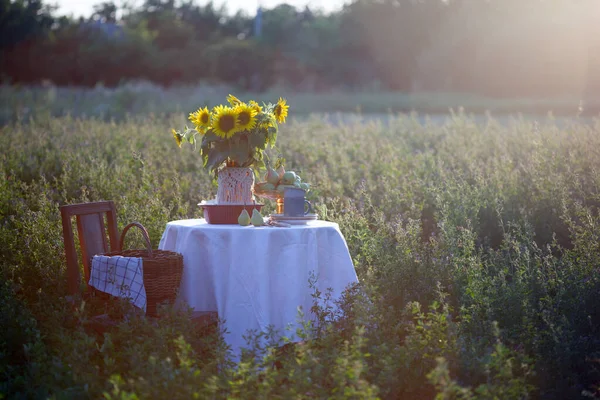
left=1, top=109, right=599, bottom=398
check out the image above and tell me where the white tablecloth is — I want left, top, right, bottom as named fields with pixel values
left=158, top=219, right=358, bottom=359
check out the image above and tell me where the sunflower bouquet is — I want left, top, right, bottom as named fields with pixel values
left=172, top=94, right=289, bottom=177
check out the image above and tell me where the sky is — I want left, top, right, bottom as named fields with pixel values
left=52, top=0, right=348, bottom=18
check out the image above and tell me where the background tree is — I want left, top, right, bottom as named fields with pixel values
left=92, top=1, right=117, bottom=23
left=0, top=0, right=55, bottom=51
left=0, top=0, right=599, bottom=98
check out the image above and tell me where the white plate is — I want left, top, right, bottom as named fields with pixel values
left=270, top=213, right=318, bottom=221
left=269, top=219, right=312, bottom=225
left=269, top=214, right=318, bottom=225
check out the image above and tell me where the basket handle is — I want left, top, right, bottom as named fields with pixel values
left=119, top=222, right=152, bottom=257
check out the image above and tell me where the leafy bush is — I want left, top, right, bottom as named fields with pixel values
left=1, top=109, right=599, bottom=398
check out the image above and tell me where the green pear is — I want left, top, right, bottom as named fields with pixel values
left=250, top=208, right=264, bottom=227
left=300, top=182, right=310, bottom=191
left=282, top=171, right=297, bottom=185
left=238, top=209, right=251, bottom=226
left=263, top=182, right=276, bottom=191
left=277, top=165, right=286, bottom=179
left=267, top=168, right=280, bottom=185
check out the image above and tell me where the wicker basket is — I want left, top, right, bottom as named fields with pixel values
left=104, top=222, right=183, bottom=317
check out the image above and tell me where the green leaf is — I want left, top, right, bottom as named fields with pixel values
left=229, top=135, right=251, bottom=166
left=200, top=138, right=211, bottom=158
left=253, top=158, right=266, bottom=171
left=267, top=126, right=278, bottom=148
left=249, top=130, right=268, bottom=151
left=205, top=141, right=229, bottom=172
left=202, top=130, right=222, bottom=143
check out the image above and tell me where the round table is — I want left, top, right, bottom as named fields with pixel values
left=158, top=219, right=358, bottom=359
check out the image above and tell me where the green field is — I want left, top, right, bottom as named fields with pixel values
left=2, top=84, right=599, bottom=124
left=1, top=95, right=600, bottom=398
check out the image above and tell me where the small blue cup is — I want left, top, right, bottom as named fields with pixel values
left=283, top=187, right=313, bottom=217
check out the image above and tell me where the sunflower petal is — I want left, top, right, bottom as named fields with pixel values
left=227, top=94, right=242, bottom=106
left=172, top=128, right=183, bottom=148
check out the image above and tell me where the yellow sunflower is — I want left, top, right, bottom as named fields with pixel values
left=211, top=105, right=239, bottom=138
left=189, top=106, right=211, bottom=130
left=273, top=97, right=289, bottom=124
left=235, top=103, right=258, bottom=131
left=172, top=128, right=183, bottom=148
left=188, top=111, right=199, bottom=125
left=227, top=94, right=242, bottom=106
left=249, top=100, right=263, bottom=113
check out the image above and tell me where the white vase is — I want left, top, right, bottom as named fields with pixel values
left=217, top=167, right=255, bottom=204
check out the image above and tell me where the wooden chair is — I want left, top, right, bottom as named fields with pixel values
left=60, top=201, right=120, bottom=296
left=60, top=201, right=217, bottom=333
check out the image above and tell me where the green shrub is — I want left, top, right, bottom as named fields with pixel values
left=1, top=110, right=599, bottom=398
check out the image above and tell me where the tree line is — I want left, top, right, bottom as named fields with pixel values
left=1, top=0, right=599, bottom=98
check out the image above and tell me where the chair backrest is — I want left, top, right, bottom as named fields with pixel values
left=60, top=201, right=119, bottom=295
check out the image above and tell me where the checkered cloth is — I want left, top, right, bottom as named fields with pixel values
left=89, top=255, right=146, bottom=313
